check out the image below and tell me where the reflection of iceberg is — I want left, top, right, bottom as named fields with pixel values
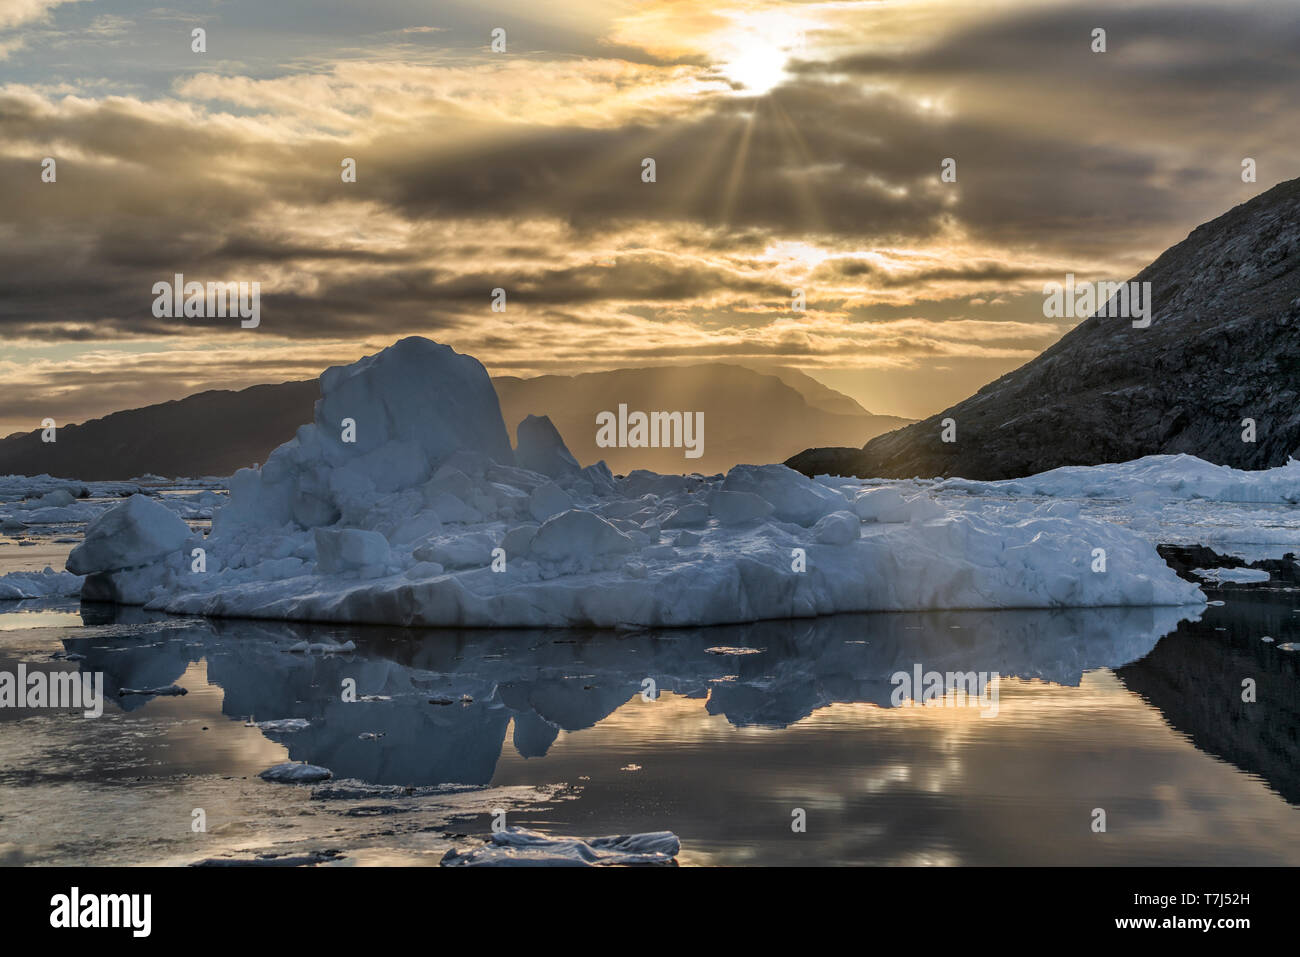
left=61, top=602, right=1196, bottom=786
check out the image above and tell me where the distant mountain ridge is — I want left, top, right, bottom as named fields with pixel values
left=495, top=363, right=910, bottom=475
left=0, top=362, right=909, bottom=480
left=788, top=178, right=1300, bottom=480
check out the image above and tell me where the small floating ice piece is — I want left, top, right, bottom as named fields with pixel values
left=192, top=849, right=342, bottom=867
left=119, top=685, right=187, bottom=697
left=257, top=718, right=310, bottom=733
left=705, top=646, right=764, bottom=656
left=286, top=639, right=356, bottom=654
left=1191, top=567, right=1270, bottom=584
left=440, top=826, right=680, bottom=867
left=259, top=762, right=333, bottom=783
left=1278, top=642, right=1299, bottom=652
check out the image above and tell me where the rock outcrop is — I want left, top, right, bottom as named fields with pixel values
left=789, top=178, right=1300, bottom=480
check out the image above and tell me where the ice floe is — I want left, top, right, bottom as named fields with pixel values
left=440, top=826, right=680, bottom=866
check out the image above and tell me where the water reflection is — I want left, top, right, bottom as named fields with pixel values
left=1117, top=591, right=1300, bottom=804
left=56, top=603, right=1197, bottom=789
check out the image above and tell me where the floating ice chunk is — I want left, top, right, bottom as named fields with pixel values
left=529, top=509, right=634, bottom=561
left=441, top=826, right=680, bottom=867
left=514, top=414, right=581, bottom=479
left=722, top=464, right=846, bottom=525
left=119, top=685, right=187, bottom=697
left=257, top=718, right=310, bottom=732
left=30, top=489, right=75, bottom=509
left=314, top=527, right=390, bottom=575
left=813, top=510, right=861, bottom=545
left=259, top=762, right=333, bottom=784
left=1191, top=566, right=1271, bottom=583
left=286, top=639, right=356, bottom=654
left=67, top=494, right=192, bottom=575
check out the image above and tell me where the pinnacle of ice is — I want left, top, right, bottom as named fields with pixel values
left=514, top=414, right=581, bottom=479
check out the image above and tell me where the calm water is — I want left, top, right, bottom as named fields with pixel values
left=0, top=583, right=1297, bottom=866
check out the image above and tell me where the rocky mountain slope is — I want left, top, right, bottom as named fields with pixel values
left=788, top=178, right=1300, bottom=480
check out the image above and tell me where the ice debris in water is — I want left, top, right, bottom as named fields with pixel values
left=440, top=826, right=680, bottom=867
left=257, top=718, right=311, bottom=732
left=259, top=762, right=333, bottom=784
left=0, top=567, right=83, bottom=600
left=63, top=336, right=1212, bottom=628
left=119, top=685, right=187, bottom=697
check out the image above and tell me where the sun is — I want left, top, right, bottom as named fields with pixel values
left=721, top=37, right=789, bottom=95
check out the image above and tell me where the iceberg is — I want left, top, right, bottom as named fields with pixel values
left=63, top=337, right=1206, bottom=627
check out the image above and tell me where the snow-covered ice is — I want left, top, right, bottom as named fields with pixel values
left=54, top=336, right=1214, bottom=628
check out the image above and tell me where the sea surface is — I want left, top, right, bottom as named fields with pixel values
left=1, top=533, right=1297, bottom=866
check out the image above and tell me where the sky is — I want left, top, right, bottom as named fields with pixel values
left=1, top=0, right=1295, bottom=435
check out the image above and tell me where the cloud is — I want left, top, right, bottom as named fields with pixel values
left=1, top=0, right=1295, bottom=429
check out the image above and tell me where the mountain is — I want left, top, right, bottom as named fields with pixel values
left=0, top=381, right=319, bottom=481
left=0, top=363, right=908, bottom=480
left=788, top=178, right=1300, bottom=480
left=494, top=363, right=910, bottom=475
